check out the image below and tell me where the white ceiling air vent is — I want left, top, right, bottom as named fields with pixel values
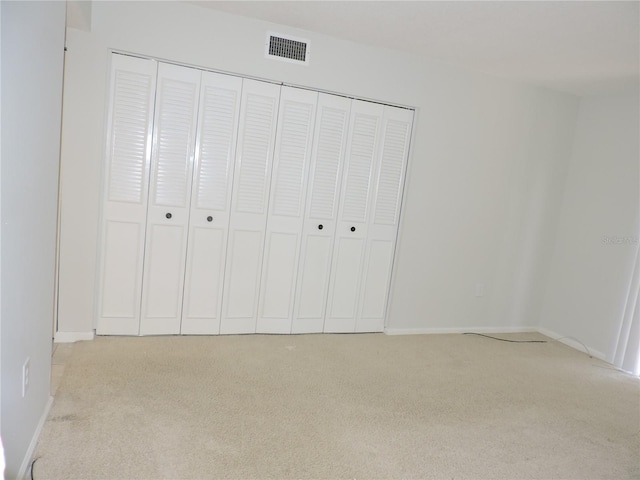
left=265, top=32, right=310, bottom=65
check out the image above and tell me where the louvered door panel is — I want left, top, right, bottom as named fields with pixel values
left=324, top=100, right=383, bottom=333
left=358, top=106, right=413, bottom=332
left=194, top=78, right=240, bottom=212
left=97, top=54, right=157, bottom=335
left=292, top=93, right=351, bottom=333
left=221, top=80, right=281, bottom=334
left=257, top=87, right=317, bottom=333
left=307, top=105, right=348, bottom=219
left=270, top=94, right=316, bottom=218
left=182, top=72, right=243, bottom=334
left=234, top=93, right=278, bottom=214
left=374, top=118, right=411, bottom=226
left=341, top=113, right=379, bottom=223
left=107, top=73, right=153, bottom=204
left=152, top=79, right=198, bottom=207
left=139, top=63, right=201, bottom=335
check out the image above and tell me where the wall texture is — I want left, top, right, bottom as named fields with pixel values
left=56, top=2, right=578, bottom=337
left=1, top=1, right=65, bottom=477
left=539, top=91, right=640, bottom=360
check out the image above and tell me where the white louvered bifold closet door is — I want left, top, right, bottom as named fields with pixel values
left=220, top=80, right=281, bottom=334
left=256, top=87, right=318, bottom=333
left=180, top=72, right=243, bottom=335
left=139, top=63, right=202, bottom=335
left=324, top=100, right=383, bottom=333
left=96, top=55, right=157, bottom=336
left=97, top=55, right=413, bottom=337
left=292, top=93, right=351, bottom=333
left=357, top=106, right=413, bottom=332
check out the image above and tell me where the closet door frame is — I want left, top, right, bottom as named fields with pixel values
left=96, top=52, right=416, bottom=337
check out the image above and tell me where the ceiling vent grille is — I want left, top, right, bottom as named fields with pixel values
left=265, top=33, right=310, bottom=65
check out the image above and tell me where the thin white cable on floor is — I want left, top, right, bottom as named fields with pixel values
left=463, top=332, right=593, bottom=358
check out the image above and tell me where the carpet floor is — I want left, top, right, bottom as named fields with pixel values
left=33, top=332, right=639, bottom=479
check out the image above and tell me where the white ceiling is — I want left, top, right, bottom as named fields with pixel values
left=193, top=1, right=640, bottom=97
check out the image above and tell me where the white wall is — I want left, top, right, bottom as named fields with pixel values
left=56, top=1, right=579, bottom=336
left=1, top=1, right=66, bottom=477
left=539, top=91, right=640, bottom=360
left=390, top=82, right=577, bottom=333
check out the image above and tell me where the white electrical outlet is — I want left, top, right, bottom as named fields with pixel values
left=22, top=357, right=30, bottom=398
left=475, top=283, right=485, bottom=297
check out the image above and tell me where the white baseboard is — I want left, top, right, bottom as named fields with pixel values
left=17, top=395, right=54, bottom=480
left=384, top=325, right=606, bottom=361
left=54, top=331, right=95, bottom=343
left=536, top=327, right=606, bottom=360
left=384, top=326, right=536, bottom=335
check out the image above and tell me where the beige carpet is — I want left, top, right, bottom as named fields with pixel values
left=33, top=333, right=639, bottom=479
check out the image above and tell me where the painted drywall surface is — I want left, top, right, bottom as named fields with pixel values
left=539, top=92, right=640, bottom=360
left=56, top=1, right=578, bottom=335
left=0, top=1, right=65, bottom=476
left=391, top=80, right=577, bottom=332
